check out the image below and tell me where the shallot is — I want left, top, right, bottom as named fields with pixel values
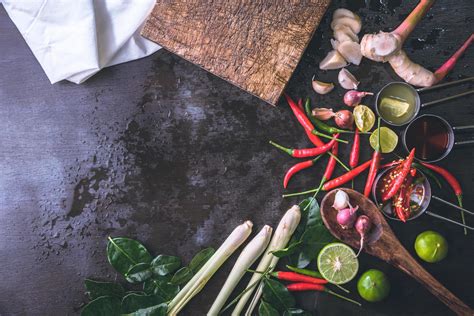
left=355, top=215, right=372, bottom=257
left=343, top=90, right=373, bottom=107
left=312, top=78, right=335, bottom=95
left=336, top=205, right=359, bottom=229
left=338, top=68, right=359, bottom=90
left=334, top=110, right=354, bottom=130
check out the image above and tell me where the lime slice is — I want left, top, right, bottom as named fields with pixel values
left=353, top=105, right=375, bottom=132
left=380, top=97, right=410, bottom=118
left=369, top=127, right=398, bottom=153
left=317, top=243, right=359, bottom=284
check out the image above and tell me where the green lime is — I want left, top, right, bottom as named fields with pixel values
left=357, top=269, right=390, bottom=302
left=317, top=243, right=359, bottom=284
left=369, top=127, right=398, bottom=153
left=380, top=97, right=410, bottom=118
left=353, top=105, right=375, bottom=132
left=414, top=230, right=448, bottom=263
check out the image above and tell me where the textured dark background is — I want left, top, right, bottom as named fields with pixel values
left=0, top=1, right=473, bottom=315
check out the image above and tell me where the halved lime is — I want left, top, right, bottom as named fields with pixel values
left=369, top=127, right=398, bottom=153
left=353, top=105, right=375, bottom=132
left=317, top=243, right=359, bottom=284
left=380, top=97, right=410, bottom=118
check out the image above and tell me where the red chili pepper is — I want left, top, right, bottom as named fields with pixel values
left=323, top=139, right=339, bottom=181
left=420, top=162, right=462, bottom=205
left=410, top=168, right=417, bottom=177
left=269, top=136, right=339, bottom=158
left=287, top=282, right=325, bottom=292
left=349, top=128, right=360, bottom=168
left=420, top=162, right=466, bottom=234
left=364, top=150, right=381, bottom=197
left=272, top=271, right=328, bottom=284
left=283, top=156, right=322, bottom=188
left=382, top=148, right=415, bottom=202
left=393, top=174, right=413, bottom=222
left=322, top=159, right=372, bottom=191
left=380, top=160, right=402, bottom=169
left=285, top=94, right=325, bottom=147
left=286, top=283, right=361, bottom=306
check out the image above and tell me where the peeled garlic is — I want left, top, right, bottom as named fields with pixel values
left=312, top=78, right=335, bottom=95
left=338, top=68, right=359, bottom=90
left=333, top=25, right=359, bottom=43
left=319, top=50, right=348, bottom=70
left=337, top=41, right=363, bottom=65
left=333, top=189, right=352, bottom=210
left=331, top=16, right=362, bottom=34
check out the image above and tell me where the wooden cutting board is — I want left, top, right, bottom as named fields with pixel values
left=142, top=1, right=331, bottom=105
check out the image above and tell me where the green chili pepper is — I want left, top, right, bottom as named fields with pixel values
left=304, top=99, right=353, bottom=134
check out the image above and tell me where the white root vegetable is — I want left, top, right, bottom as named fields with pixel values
left=333, top=8, right=360, bottom=21
left=336, top=41, right=363, bottom=65
left=388, top=50, right=436, bottom=87
left=331, top=16, right=362, bottom=35
left=207, top=225, right=272, bottom=316
left=319, top=50, right=348, bottom=70
left=168, top=221, right=253, bottom=316
left=338, top=68, right=359, bottom=90
left=334, top=25, right=359, bottom=43
left=231, top=205, right=301, bottom=316
left=360, top=0, right=434, bottom=61
left=312, top=78, right=335, bottom=95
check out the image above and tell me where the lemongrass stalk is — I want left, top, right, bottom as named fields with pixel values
left=168, top=221, right=253, bottom=315
left=232, top=206, right=301, bottom=316
left=207, top=225, right=272, bottom=316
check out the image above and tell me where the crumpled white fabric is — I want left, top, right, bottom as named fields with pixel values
left=1, top=0, right=161, bottom=84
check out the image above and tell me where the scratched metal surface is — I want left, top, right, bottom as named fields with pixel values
left=0, top=1, right=473, bottom=315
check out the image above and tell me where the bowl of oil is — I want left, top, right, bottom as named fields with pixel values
left=375, top=82, right=419, bottom=126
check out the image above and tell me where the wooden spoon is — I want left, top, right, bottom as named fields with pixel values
left=321, top=188, right=473, bottom=316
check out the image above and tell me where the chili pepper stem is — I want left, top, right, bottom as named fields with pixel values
left=269, top=141, right=293, bottom=156
left=325, top=289, right=362, bottom=306
left=283, top=177, right=324, bottom=198
left=312, top=130, right=349, bottom=143
left=327, top=152, right=350, bottom=171
left=334, top=284, right=350, bottom=293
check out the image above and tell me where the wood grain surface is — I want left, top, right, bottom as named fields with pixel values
left=321, top=189, right=473, bottom=316
left=142, top=0, right=331, bottom=105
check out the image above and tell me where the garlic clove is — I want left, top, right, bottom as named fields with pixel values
left=312, top=107, right=336, bottom=120
left=311, top=78, right=335, bottom=95
left=333, top=8, right=360, bottom=21
left=336, top=41, right=363, bottom=65
left=331, top=16, right=362, bottom=35
left=338, top=68, right=359, bottom=90
left=319, top=50, right=348, bottom=70
left=333, top=25, right=359, bottom=43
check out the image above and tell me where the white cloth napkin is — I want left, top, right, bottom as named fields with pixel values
left=1, top=0, right=161, bottom=84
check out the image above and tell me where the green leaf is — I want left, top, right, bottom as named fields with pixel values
left=121, top=293, right=165, bottom=314
left=151, top=255, right=181, bottom=276
left=81, top=296, right=121, bottom=316
left=189, top=247, right=215, bottom=273
left=271, top=241, right=303, bottom=258
left=297, top=223, right=335, bottom=268
left=107, top=237, right=152, bottom=275
left=303, top=197, right=321, bottom=228
left=142, top=277, right=179, bottom=301
left=143, top=276, right=171, bottom=295
left=170, top=267, right=193, bottom=285
left=122, top=303, right=167, bottom=316
left=125, top=263, right=153, bottom=284
left=283, top=308, right=312, bottom=315
left=262, top=279, right=295, bottom=312
left=84, top=279, right=125, bottom=300
left=258, top=300, right=279, bottom=316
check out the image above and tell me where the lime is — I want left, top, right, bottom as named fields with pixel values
left=380, top=97, right=410, bottom=118
left=353, top=105, right=375, bottom=132
left=357, top=269, right=390, bottom=302
left=317, top=243, right=359, bottom=284
left=414, top=230, right=448, bottom=263
left=369, top=127, right=398, bottom=153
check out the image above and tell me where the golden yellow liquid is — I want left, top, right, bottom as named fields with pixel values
left=377, top=84, right=417, bottom=125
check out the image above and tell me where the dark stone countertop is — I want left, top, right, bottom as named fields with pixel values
left=0, top=1, right=473, bottom=315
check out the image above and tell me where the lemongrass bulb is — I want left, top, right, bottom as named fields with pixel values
left=207, top=225, right=272, bottom=316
